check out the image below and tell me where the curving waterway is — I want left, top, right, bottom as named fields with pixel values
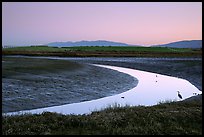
left=3, top=60, right=202, bottom=116
left=2, top=56, right=138, bottom=113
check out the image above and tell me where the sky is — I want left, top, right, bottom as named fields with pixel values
left=2, top=2, right=202, bottom=46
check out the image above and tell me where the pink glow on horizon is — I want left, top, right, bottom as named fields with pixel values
left=2, top=2, right=202, bottom=46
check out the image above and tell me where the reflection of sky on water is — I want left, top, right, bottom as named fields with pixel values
left=4, top=64, right=202, bottom=116
left=2, top=58, right=138, bottom=113
left=99, top=65, right=201, bottom=106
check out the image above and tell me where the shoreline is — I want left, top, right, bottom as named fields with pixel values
left=3, top=64, right=202, bottom=116
left=2, top=56, right=138, bottom=113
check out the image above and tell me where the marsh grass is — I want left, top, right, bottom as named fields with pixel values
left=2, top=98, right=202, bottom=135
left=2, top=46, right=202, bottom=57
left=2, top=46, right=194, bottom=52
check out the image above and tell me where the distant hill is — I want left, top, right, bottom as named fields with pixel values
left=151, top=40, right=202, bottom=48
left=47, top=40, right=133, bottom=47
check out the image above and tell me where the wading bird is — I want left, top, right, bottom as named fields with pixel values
left=177, top=91, right=182, bottom=99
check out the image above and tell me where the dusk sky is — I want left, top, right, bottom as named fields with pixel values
left=2, top=2, right=202, bottom=46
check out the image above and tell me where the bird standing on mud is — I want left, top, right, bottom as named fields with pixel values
left=177, top=91, right=182, bottom=99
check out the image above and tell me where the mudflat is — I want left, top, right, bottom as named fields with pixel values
left=64, top=57, right=202, bottom=91
left=2, top=56, right=138, bottom=113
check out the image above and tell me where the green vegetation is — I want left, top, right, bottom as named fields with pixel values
left=2, top=45, right=202, bottom=57
left=61, top=46, right=193, bottom=52
left=2, top=98, right=202, bottom=135
left=3, top=45, right=65, bottom=52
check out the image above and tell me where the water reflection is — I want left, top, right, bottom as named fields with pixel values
left=4, top=64, right=202, bottom=116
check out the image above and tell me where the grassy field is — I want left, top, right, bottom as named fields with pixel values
left=2, top=98, right=202, bottom=135
left=2, top=45, right=195, bottom=52
left=58, top=46, right=194, bottom=52
left=2, top=45, right=202, bottom=57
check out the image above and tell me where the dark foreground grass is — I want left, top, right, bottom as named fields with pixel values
left=2, top=97, right=202, bottom=135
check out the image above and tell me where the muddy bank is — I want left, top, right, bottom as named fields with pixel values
left=2, top=57, right=138, bottom=113
left=63, top=57, right=202, bottom=91
left=5, top=56, right=201, bottom=91
left=2, top=56, right=201, bottom=113
left=4, top=64, right=202, bottom=116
